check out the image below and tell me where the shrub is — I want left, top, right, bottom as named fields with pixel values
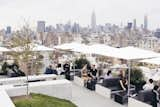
left=74, top=57, right=90, bottom=69
left=129, top=68, right=144, bottom=84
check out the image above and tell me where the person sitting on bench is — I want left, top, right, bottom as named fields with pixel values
left=143, top=79, right=154, bottom=90
left=119, top=76, right=128, bottom=91
left=89, top=64, right=98, bottom=80
left=151, top=85, right=160, bottom=107
left=45, top=65, right=54, bottom=74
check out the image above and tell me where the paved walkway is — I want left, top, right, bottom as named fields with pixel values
left=71, top=83, right=125, bottom=107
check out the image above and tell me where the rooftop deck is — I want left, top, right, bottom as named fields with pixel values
left=71, top=82, right=125, bottom=107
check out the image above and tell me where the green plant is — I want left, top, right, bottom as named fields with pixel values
left=74, top=57, right=90, bottom=69
left=14, top=93, right=77, bottom=107
left=129, top=68, right=144, bottom=84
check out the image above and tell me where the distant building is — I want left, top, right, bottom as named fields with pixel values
left=155, top=28, right=160, bottom=38
left=144, top=15, right=148, bottom=30
left=6, top=26, right=11, bottom=34
left=56, top=24, right=64, bottom=32
left=45, top=25, right=55, bottom=32
left=127, top=22, right=132, bottom=29
left=91, top=10, right=97, bottom=32
left=72, top=22, right=80, bottom=33
left=133, top=19, right=137, bottom=30
left=37, top=21, right=45, bottom=33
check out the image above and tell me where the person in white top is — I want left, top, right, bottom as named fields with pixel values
left=143, top=79, right=154, bottom=90
left=104, top=70, right=113, bottom=79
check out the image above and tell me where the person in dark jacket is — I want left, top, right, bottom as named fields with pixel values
left=45, top=65, right=54, bottom=74
left=151, top=85, right=159, bottom=107
left=63, top=62, right=70, bottom=79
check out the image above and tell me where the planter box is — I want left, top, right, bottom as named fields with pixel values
left=128, top=98, right=152, bottom=107
left=73, top=76, right=84, bottom=87
left=95, top=84, right=111, bottom=98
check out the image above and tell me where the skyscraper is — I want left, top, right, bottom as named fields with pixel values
left=91, top=10, right=96, bottom=32
left=37, top=21, right=46, bottom=33
left=144, top=15, right=148, bottom=30
left=6, top=26, right=11, bottom=34
left=133, top=19, right=137, bottom=30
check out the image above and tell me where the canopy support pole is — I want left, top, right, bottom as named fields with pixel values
left=127, top=60, right=131, bottom=96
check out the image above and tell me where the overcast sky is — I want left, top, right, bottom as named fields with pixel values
left=0, top=0, right=160, bottom=30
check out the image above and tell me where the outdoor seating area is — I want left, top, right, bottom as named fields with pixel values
left=0, top=42, right=160, bottom=107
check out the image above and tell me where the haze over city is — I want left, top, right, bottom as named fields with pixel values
left=0, top=0, right=160, bottom=30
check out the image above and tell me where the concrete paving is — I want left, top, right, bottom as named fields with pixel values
left=71, top=83, right=125, bottom=107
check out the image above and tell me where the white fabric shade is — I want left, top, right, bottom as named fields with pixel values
left=55, top=44, right=160, bottom=60
left=140, top=57, right=160, bottom=65
left=0, top=47, right=10, bottom=52
left=110, top=64, right=128, bottom=69
left=54, top=43, right=84, bottom=50
left=115, top=46, right=160, bottom=60
left=12, top=43, right=54, bottom=52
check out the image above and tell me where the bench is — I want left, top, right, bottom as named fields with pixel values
left=128, top=97, right=152, bottom=107
left=96, top=77, right=135, bottom=98
left=0, top=79, right=72, bottom=100
left=138, top=90, right=154, bottom=105
left=0, top=74, right=57, bottom=85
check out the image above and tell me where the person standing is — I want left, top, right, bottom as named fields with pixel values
left=63, top=61, right=70, bottom=80
left=151, top=85, right=160, bottom=107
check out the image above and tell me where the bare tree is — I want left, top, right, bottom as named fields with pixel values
left=10, top=25, right=43, bottom=96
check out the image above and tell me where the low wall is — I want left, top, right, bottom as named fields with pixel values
left=95, top=84, right=111, bottom=98
left=0, top=79, right=72, bottom=107
left=128, top=98, right=152, bottom=107
left=2, top=79, right=72, bottom=100
left=0, top=90, right=15, bottom=107
left=0, top=74, right=57, bottom=85
left=73, top=76, right=84, bottom=87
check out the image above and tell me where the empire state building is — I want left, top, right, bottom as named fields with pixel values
left=91, top=11, right=97, bottom=32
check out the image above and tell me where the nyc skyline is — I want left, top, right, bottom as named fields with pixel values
left=0, top=0, right=160, bottom=30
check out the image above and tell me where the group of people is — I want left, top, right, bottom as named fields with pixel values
left=143, top=79, right=160, bottom=107
left=44, top=62, right=71, bottom=80
left=81, top=64, right=98, bottom=87
left=1, top=62, right=25, bottom=77
left=100, top=68, right=160, bottom=107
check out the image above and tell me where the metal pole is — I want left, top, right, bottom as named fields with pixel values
left=127, top=60, right=131, bottom=96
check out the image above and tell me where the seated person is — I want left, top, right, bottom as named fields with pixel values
left=56, top=64, right=64, bottom=75
left=119, top=77, right=128, bottom=91
left=119, top=70, right=125, bottom=78
left=7, top=67, right=18, bottom=77
left=151, top=85, right=160, bottom=107
left=45, top=65, right=54, bottom=74
left=12, top=65, right=25, bottom=76
left=88, top=65, right=98, bottom=79
left=143, top=79, right=154, bottom=90
left=81, top=64, right=89, bottom=87
left=104, top=70, right=113, bottom=79
left=1, top=62, right=9, bottom=75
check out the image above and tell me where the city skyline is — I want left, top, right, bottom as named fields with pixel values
left=0, top=0, right=160, bottom=30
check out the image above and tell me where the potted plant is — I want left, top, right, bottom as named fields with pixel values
left=74, top=56, right=90, bottom=69
left=129, top=68, right=146, bottom=93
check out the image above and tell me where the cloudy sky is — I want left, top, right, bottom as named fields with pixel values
left=0, top=0, right=160, bottom=30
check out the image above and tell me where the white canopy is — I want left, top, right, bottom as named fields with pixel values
left=110, top=64, right=128, bottom=69
left=140, top=57, right=160, bottom=65
left=54, top=42, right=84, bottom=50
left=89, top=44, right=119, bottom=57
left=115, top=46, right=160, bottom=60
left=12, top=43, right=54, bottom=52
left=0, top=47, right=10, bottom=52
left=32, top=44, right=54, bottom=51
